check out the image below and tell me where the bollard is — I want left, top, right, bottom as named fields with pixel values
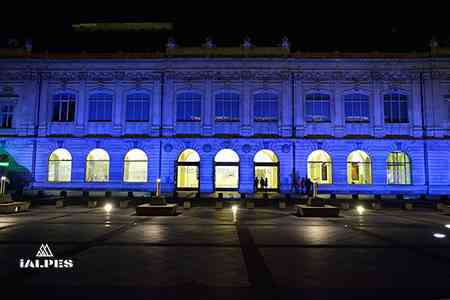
left=351, top=194, right=359, bottom=201
left=341, top=202, right=350, bottom=210
left=119, top=199, right=130, bottom=209
left=330, top=193, right=336, bottom=201
left=60, top=191, right=67, bottom=198
left=105, top=191, right=112, bottom=198
left=183, top=201, right=191, bottom=209
left=403, top=202, right=413, bottom=210
left=246, top=199, right=254, bottom=209
left=56, top=199, right=64, bottom=208
left=127, top=191, right=134, bottom=199
left=371, top=202, right=382, bottom=210
left=278, top=200, right=286, bottom=209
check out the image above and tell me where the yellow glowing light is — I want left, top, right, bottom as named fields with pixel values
left=433, top=233, right=446, bottom=239
left=232, top=205, right=238, bottom=214
left=104, top=203, right=113, bottom=213
left=356, top=205, right=365, bottom=215
left=156, top=178, right=161, bottom=183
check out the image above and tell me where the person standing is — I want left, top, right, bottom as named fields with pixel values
left=300, top=177, right=305, bottom=194
left=263, top=177, right=268, bottom=190
left=254, top=176, right=259, bottom=192
left=259, top=177, right=265, bottom=191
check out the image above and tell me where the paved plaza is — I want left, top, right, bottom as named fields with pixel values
left=1, top=204, right=450, bottom=299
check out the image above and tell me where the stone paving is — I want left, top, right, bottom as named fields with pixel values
left=1, top=205, right=450, bottom=299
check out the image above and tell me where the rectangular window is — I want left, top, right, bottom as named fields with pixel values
left=254, top=93, right=278, bottom=122
left=384, top=93, right=408, bottom=123
left=215, top=93, right=240, bottom=122
left=89, top=93, right=113, bottom=122
left=0, top=104, right=14, bottom=128
left=344, top=94, right=369, bottom=122
left=52, top=93, right=76, bottom=122
left=305, top=93, right=331, bottom=122
left=126, top=93, right=150, bottom=122
left=176, top=93, right=201, bottom=122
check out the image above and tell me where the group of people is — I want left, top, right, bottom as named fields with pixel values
left=254, top=177, right=269, bottom=191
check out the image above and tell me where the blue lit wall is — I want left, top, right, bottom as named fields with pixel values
left=0, top=57, right=449, bottom=196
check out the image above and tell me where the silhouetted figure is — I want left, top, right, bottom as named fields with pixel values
left=263, top=177, right=268, bottom=190
left=259, top=177, right=265, bottom=191
left=305, top=178, right=313, bottom=197
left=300, top=177, right=306, bottom=194
left=254, top=177, right=259, bottom=192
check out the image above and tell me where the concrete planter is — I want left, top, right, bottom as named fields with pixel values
left=403, top=202, right=413, bottom=210
left=246, top=200, right=255, bottom=209
left=216, top=200, right=223, bottom=209
left=88, top=200, right=98, bottom=208
left=340, top=202, right=350, bottom=210
left=183, top=201, right=191, bottom=209
left=371, top=202, right=382, bottom=210
left=119, top=200, right=130, bottom=209
left=56, top=199, right=65, bottom=208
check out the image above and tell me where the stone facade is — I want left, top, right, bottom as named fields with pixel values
left=0, top=56, right=449, bottom=195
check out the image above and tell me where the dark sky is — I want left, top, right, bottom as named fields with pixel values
left=0, top=5, right=448, bottom=52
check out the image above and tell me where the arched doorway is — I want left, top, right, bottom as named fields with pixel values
left=176, top=149, right=200, bottom=190
left=214, top=149, right=239, bottom=191
left=307, top=150, right=332, bottom=184
left=347, top=150, right=372, bottom=184
left=253, top=150, right=279, bottom=191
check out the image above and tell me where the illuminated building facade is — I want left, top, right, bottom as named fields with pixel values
left=0, top=49, right=449, bottom=197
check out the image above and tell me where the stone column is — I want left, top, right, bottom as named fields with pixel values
left=334, top=81, right=344, bottom=137
left=199, top=152, right=214, bottom=193
left=75, top=79, right=86, bottom=136
left=240, top=78, right=252, bottom=136
left=372, top=79, right=383, bottom=138
left=162, top=74, right=174, bottom=136
left=152, top=78, right=162, bottom=136
left=411, top=78, right=423, bottom=137
left=294, top=76, right=305, bottom=137
left=203, top=77, right=213, bottom=136
left=280, top=75, right=293, bottom=137
left=38, top=78, right=49, bottom=136
left=112, top=81, right=122, bottom=136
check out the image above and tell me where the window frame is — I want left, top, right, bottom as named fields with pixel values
left=214, top=91, right=240, bottom=123
left=343, top=92, right=370, bottom=123
left=48, top=148, right=72, bottom=183
left=383, top=91, right=409, bottom=124
left=304, top=92, right=332, bottom=123
left=253, top=91, right=279, bottom=123
left=387, top=151, right=412, bottom=185
left=51, top=92, right=77, bottom=123
left=176, top=91, right=202, bottom=122
left=87, top=90, right=114, bottom=122
left=125, top=91, right=151, bottom=123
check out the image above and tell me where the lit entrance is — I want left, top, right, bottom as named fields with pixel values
left=253, top=150, right=279, bottom=191
left=214, top=149, right=239, bottom=191
left=176, top=149, right=200, bottom=191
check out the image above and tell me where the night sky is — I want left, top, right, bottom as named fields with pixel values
left=0, top=6, right=448, bottom=53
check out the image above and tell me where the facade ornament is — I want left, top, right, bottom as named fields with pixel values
left=202, top=144, right=212, bottom=153
left=242, top=144, right=251, bottom=153
left=166, top=37, right=177, bottom=50
left=280, top=36, right=290, bottom=50
left=203, top=37, right=215, bottom=49
left=24, top=39, right=32, bottom=53
left=242, top=37, right=252, bottom=49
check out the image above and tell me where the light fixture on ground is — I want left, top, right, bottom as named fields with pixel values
left=104, top=203, right=113, bottom=213
left=356, top=205, right=365, bottom=215
left=433, top=233, right=446, bottom=239
left=232, top=205, right=238, bottom=222
left=445, top=224, right=450, bottom=229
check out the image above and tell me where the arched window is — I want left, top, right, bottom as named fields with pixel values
left=387, top=152, right=411, bottom=184
left=48, top=148, right=72, bottom=182
left=52, top=93, right=76, bottom=122
left=86, top=149, right=110, bottom=182
left=347, top=150, right=372, bottom=184
left=254, top=92, right=278, bottom=122
left=88, top=92, right=113, bottom=122
left=126, top=92, right=151, bottom=122
left=254, top=150, right=279, bottom=190
left=305, top=93, right=331, bottom=122
left=176, top=92, right=202, bottom=122
left=384, top=93, right=408, bottom=123
left=124, top=149, right=148, bottom=182
left=177, top=149, right=200, bottom=190
left=215, top=92, right=240, bottom=122
left=344, top=93, right=369, bottom=122
left=214, top=149, right=240, bottom=190
left=307, top=150, right=332, bottom=184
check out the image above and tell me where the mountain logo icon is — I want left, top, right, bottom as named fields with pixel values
left=35, top=244, right=54, bottom=258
